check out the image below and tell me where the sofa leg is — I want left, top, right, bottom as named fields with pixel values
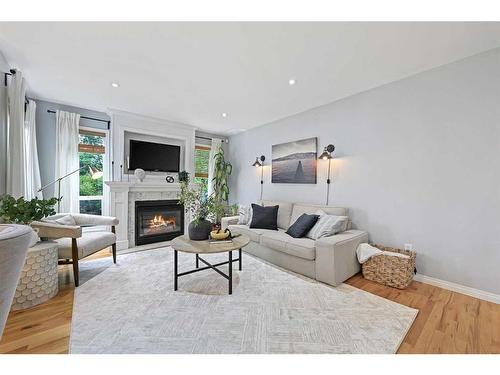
left=71, top=238, right=80, bottom=287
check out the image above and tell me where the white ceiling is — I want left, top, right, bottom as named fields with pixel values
left=1, top=22, right=499, bottom=134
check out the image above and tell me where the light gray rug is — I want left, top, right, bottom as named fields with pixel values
left=70, top=247, right=418, bottom=354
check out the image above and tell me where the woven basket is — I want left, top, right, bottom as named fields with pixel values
left=361, top=244, right=416, bottom=289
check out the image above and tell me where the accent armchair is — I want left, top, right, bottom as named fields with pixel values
left=0, top=224, right=37, bottom=338
left=31, top=214, right=119, bottom=287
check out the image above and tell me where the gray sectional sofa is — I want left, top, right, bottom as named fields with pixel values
left=221, top=200, right=368, bottom=287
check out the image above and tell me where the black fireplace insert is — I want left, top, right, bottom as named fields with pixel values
left=135, top=200, right=184, bottom=245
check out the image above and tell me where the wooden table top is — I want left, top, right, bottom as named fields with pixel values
left=171, top=234, right=250, bottom=254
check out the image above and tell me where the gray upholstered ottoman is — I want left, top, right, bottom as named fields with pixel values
left=11, top=241, right=59, bottom=311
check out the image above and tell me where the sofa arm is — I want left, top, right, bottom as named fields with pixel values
left=315, top=230, right=369, bottom=287
left=72, top=214, right=119, bottom=227
left=221, top=216, right=239, bottom=230
left=31, top=221, right=82, bottom=239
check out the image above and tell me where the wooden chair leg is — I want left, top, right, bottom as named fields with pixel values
left=71, top=238, right=80, bottom=287
left=111, top=225, right=117, bottom=264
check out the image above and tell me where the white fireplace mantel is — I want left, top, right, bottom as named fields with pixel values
left=106, top=181, right=182, bottom=193
left=105, top=180, right=182, bottom=250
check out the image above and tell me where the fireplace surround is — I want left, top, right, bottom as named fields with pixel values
left=135, top=200, right=184, bottom=245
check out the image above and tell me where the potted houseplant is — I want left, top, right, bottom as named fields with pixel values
left=0, top=195, right=59, bottom=225
left=210, top=146, right=233, bottom=225
left=0, top=195, right=60, bottom=242
left=178, top=173, right=213, bottom=240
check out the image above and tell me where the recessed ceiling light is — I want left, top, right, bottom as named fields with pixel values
left=288, top=78, right=296, bottom=86
left=221, top=113, right=228, bottom=118
left=111, top=82, right=120, bottom=88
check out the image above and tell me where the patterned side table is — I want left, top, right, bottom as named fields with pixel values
left=10, top=241, right=59, bottom=311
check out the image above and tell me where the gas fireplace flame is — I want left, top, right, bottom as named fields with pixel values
left=150, top=215, right=176, bottom=228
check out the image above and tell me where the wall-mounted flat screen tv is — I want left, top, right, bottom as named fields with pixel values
left=129, top=140, right=181, bottom=172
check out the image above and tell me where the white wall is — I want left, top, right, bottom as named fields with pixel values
left=228, top=48, right=500, bottom=295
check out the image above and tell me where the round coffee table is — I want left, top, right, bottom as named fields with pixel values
left=170, top=234, right=250, bottom=295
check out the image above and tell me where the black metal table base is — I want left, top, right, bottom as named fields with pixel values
left=174, top=249, right=242, bottom=295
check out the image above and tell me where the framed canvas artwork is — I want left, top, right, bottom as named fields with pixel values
left=271, top=137, right=317, bottom=184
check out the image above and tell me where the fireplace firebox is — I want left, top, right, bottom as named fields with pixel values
left=135, top=200, right=184, bottom=245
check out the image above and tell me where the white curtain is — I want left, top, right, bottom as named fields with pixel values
left=23, top=100, right=42, bottom=200
left=6, top=71, right=26, bottom=198
left=207, top=138, right=222, bottom=197
left=55, top=110, right=80, bottom=213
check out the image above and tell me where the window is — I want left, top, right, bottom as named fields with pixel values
left=79, top=130, right=105, bottom=215
left=194, top=145, right=210, bottom=194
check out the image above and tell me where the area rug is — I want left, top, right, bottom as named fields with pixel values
left=70, top=247, right=418, bottom=354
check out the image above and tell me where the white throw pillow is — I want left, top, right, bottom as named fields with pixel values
left=55, top=215, right=77, bottom=226
left=306, top=210, right=348, bottom=239
left=237, top=205, right=253, bottom=225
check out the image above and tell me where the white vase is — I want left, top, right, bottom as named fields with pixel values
left=134, top=168, right=146, bottom=182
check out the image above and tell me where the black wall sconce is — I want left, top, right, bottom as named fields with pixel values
left=252, top=155, right=266, bottom=200
left=318, top=144, right=335, bottom=205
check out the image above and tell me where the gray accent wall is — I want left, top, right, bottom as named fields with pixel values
left=228, top=48, right=500, bottom=295
left=35, top=99, right=110, bottom=198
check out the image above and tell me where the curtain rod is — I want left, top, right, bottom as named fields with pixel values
left=4, top=71, right=30, bottom=107
left=47, top=109, right=111, bottom=129
left=195, top=135, right=229, bottom=143
left=4, top=72, right=12, bottom=86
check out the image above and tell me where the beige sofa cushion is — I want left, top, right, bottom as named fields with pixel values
left=260, top=230, right=316, bottom=260
left=290, top=203, right=347, bottom=225
left=228, top=224, right=273, bottom=243
left=57, top=231, right=116, bottom=259
left=260, top=200, right=293, bottom=230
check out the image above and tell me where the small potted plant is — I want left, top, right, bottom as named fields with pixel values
left=178, top=170, right=189, bottom=183
left=178, top=174, right=213, bottom=240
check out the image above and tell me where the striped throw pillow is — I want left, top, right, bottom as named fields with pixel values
left=306, top=210, right=349, bottom=239
left=237, top=204, right=253, bottom=225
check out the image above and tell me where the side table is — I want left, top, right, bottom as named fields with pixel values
left=10, top=240, right=59, bottom=311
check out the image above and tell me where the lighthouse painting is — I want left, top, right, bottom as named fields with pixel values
left=271, top=137, right=317, bottom=184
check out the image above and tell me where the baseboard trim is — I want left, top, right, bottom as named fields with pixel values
left=414, top=274, right=500, bottom=305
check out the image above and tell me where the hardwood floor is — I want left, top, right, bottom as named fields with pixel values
left=346, top=274, right=500, bottom=353
left=0, top=249, right=498, bottom=354
left=0, top=249, right=109, bottom=354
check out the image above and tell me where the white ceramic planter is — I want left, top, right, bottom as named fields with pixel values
left=0, top=224, right=37, bottom=338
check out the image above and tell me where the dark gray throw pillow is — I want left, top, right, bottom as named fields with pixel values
left=249, top=204, right=279, bottom=230
left=286, top=213, right=320, bottom=238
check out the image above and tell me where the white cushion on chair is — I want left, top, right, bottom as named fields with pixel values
left=55, top=215, right=77, bottom=226
left=57, top=231, right=116, bottom=259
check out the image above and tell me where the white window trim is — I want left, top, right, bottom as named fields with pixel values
left=79, top=195, right=103, bottom=201
left=194, top=143, right=210, bottom=179
left=78, top=125, right=110, bottom=217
